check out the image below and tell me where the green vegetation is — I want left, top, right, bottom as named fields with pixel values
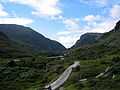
left=0, top=56, right=69, bottom=90
left=72, top=33, right=102, bottom=48
left=61, top=20, right=120, bottom=90
left=1, top=54, right=120, bottom=90
left=63, top=55, right=120, bottom=90
left=0, top=24, right=66, bottom=55
left=0, top=21, right=120, bottom=90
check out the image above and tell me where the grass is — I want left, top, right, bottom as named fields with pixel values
left=0, top=52, right=120, bottom=90
left=0, top=55, right=69, bottom=90
left=63, top=54, right=120, bottom=90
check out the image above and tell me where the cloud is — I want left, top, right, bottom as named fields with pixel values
left=54, top=12, right=119, bottom=48
left=88, top=19, right=117, bottom=33
left=9, top=0, right=62, bottom=17
left=84, top=15, right=101, bottom=22
left=110, top=4, right=120, bottom=19
left=0, top=17, right=33, bottom=25
left=54, top=18, right=82, bottom=48
left=0, top=4, right=8, bottom=16
left=55, top=30, right=84, bottom=48
left=63, top=18, right=80, bottom=30
left=53, top=17, right=84, bottom=48
left=80, top=0, right=108, bottom=6
left=4, top=0, right=119, bottom=48
left=94, top=0, right=108, bottom=5
left=0, top=2, right=33, bottom=25
left=55, top=34, right=80, bottom=48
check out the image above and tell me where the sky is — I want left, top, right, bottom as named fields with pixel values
left=0, top=0, right=120, bottom=48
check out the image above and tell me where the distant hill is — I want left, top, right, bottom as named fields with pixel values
left=72, top=20, right=120, bottom=49
left=0, top=24, right=66, bottom=57
left=72, top=33, right=102, bottom=48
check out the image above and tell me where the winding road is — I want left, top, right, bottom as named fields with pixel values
left=45, top=61, right=80, bottom=90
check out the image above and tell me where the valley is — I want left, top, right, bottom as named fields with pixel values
left=0, top=20, right=120, bottom=90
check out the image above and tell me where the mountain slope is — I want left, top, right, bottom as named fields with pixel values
left=0, top=21, right=120, bottom=90
left=72, top=33, right=102, bottom=48
left=68, top=20, right=120, bottom=60
left=0, top=31, right=10, bottom=55
left=98, top=20, right=120, bottom=48
left=0, top=31, right=33, bottom=58
left=72, top=20, right=120, bottom=49
left=63, top=20, right=120, bottom=90
left=0, top=31, right=9, bottom=47
left=0, top=24, right=66, bottom=55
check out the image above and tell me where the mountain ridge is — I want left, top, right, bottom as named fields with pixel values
left=0, top=24, right=66, bottom=57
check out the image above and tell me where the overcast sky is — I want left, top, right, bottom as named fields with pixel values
left=0, top=0, right=120, bottom=48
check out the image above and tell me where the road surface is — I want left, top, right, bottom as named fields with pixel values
left=45, top=61, right=80, bottom=90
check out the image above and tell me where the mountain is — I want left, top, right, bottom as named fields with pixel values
left=0, top=22, right=120, bottom=90
left=0, top=31, right=10, bottom=54
left=0, top=31, right=34, bottom=58
left=0, top=31, right=9, bottom=47
left=68, top=20, right=120, bottom=60
left=72, top=20, right=120, bottom=49
left=97, top=20, right=120, bottom=49
left=72, top=33, right=102, bottom=48
left=114, top=20, right=120, bottom=31
left=63, top=20, right=120, bottom=90
left=0, top=24, right=66, bottom=56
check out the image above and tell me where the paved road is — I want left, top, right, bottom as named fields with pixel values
left=45, top=61, right=80, bottom=90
